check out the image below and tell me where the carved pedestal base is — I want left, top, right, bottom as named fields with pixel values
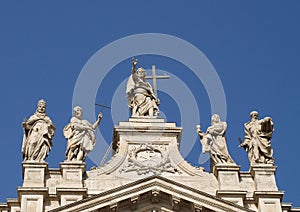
left=58, top=161, right=87, bottom=207
left=250, top=164, right=278, bottom=191
left=214, top=164, right=248, bottom=207
left=18, top=187, right=48, bottom=212
left=213, top=164, right=241, bottom=190
left=22, top=161, right=48, bottom=187
left=250, top=164, right=283, bottom=211
left=19, top=162, right=49, bottom=212
left=60, top=161, right=86, bottom=188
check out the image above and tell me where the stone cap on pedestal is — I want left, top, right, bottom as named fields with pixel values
left=253, top=191, right=284, bottom=202
left=60, top=161, right=86, bottom=172
left=112, top=117, right=182, bottom=152
left=213, top=164, right=241, bottom=177
left=18, top=187, right=48, bottom=201
left=22, top=161, right=48, bottom=178
left=250, top=164, right=277, bottom=174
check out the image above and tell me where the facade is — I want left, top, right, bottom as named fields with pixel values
left=0, top=117, right=299, bottom=212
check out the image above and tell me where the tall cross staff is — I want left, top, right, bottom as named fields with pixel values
left=145, top=65, right=170, bottom=98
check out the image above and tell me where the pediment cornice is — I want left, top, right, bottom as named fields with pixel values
left=49, top=176, right=254, bottom=212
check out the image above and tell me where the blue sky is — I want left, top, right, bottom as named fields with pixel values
left=0, top=1, right=299, bottom=207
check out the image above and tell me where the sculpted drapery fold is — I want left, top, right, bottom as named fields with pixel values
left=22, top=99, right=55, bottom=162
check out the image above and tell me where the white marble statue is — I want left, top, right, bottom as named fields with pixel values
left=126, top=57, right=160, bottom=117
left=240, top=111, right=274, bottom=164
left=196, top=114, right=235, bottom=165
left=63, top=106, right=102, bottom=162
left=22, top=99, right=56, bottom=162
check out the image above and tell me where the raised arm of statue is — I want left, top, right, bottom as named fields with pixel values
left=132, top=57, right=138, bottom=75
left=196, top=125, right=205, bottom=138
left=126, top=57, right=160, bottom=117
left=92, top=112, right=103, bottom=130
left=64, top=106, right=103, bottom=162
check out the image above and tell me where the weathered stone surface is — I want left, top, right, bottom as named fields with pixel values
left=0, top=116, right=296, bottom=212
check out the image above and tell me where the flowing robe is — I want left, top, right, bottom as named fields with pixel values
left=126, top=74, right=159, bottom=116
left=200, top=121, right=234, bottom=164
left=243, top=118, right=274, bottom=163
left=64, top=117, right=96, bottom=161
left=22, top=113, right=55, bottom=161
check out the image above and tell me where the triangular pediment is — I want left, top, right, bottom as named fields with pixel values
left=49, top=176, right=254, bottom=212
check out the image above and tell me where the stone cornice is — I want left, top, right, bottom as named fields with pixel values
left=49, top=176, right=254, bottom=212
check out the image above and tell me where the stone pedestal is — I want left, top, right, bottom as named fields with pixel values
left=18, top=188, right=48, bottom=212
left=213, top=164, right=248, bottom=207
left=250, top=164, right=278, bottom=191
left=254, top=191, right=284, bottom=212
left=22, top=161, right=48, bottom=187
left=57, top=188, right=87, bottom=206
left=19, top=162, right=49, bottom=212
left=216, top=191, right=247, bottom=207
left=60, top=161, right=86, bottom=188
left=250, top=164, right=283, bottom=211
left=57, top=161, right=87, bottom=206
left=111, top=117, right=186, bottom=177
left=213, top=164, right=241, bottom=190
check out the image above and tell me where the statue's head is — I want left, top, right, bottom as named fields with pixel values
left=250, top=111, right=258, bottom=119
left=37, top=99, right=46, bottom=113
left=137, top=67, right=146, bottom=79
left=211, top=114, right=220, bottom=124
left=73, top=106, right=83, bottom=119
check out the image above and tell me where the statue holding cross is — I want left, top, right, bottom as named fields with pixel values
left=126, top=57, right=169, bottom=117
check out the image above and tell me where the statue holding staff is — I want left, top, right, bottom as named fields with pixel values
left=64, top=106, right=102, bottom=162
left=126, top=57, right=160, bottom=117
left=22, top=99, right=55, bottom=162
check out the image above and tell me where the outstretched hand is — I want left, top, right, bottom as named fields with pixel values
left=98, top=112, right=103, bottom=120
left=132, top=57, right=138, bottom=67
left=22, top=122, right=27, bottom=128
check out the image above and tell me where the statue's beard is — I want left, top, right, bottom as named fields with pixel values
left=35, top=111, right=46, bottom=117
